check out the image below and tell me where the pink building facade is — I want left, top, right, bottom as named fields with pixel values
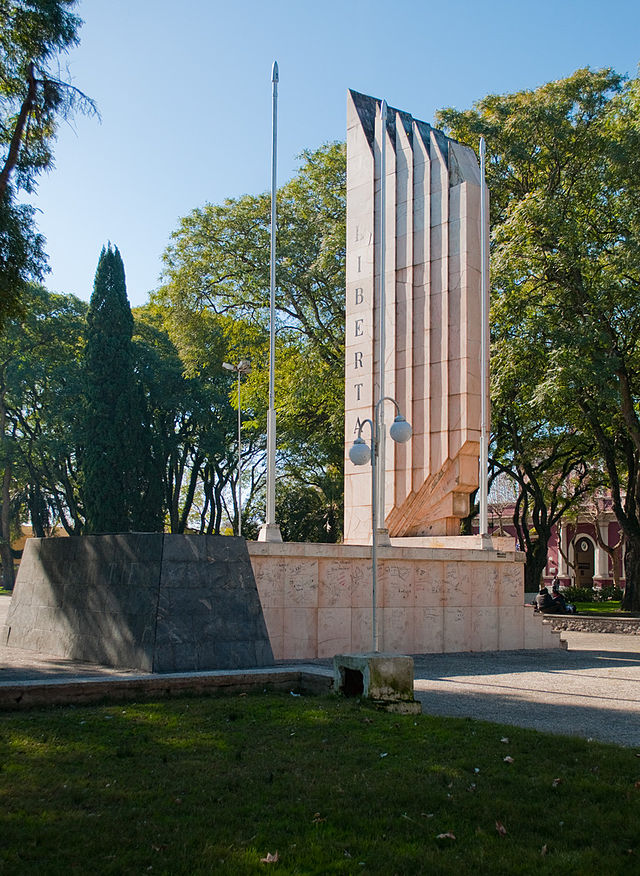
left=478, top=507, right=624, bottom=590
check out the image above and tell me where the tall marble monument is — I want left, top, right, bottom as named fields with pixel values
left=344, top=90, right=484, bottom=542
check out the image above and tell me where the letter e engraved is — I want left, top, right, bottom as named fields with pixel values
left=354, top=319, right=363, bottom=337
left=354, top=351, right=363, bottom=369
left=355, top=287, right=364, bottom=305
left=355, top=383, right=363, bottom=401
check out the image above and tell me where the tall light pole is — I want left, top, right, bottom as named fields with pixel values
left=259, top=60, right=282, bottom=542
left=479, top=137, right=490, bottom=541
left=223, top=359, right=251, bottom=536
left=349, top=397, right=412, bottom=651
left=377, top=100, right=388, bottom=535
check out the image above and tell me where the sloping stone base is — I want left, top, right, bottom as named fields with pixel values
left=3, top=534, right=274, bottom=673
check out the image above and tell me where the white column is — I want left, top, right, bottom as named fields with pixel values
left=594, top=524, right=609, bottom=579
left=557, top=524, right=568, bottom=577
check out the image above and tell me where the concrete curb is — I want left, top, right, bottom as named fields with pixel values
left=0, top=666, right=334, bottom=710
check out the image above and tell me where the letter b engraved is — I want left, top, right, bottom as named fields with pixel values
left=355, top=287, right=364, bottom=305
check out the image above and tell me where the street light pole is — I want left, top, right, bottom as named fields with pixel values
left=222, top=359, right=251, bottom=536
left=349, top=397, right=411, bottom=651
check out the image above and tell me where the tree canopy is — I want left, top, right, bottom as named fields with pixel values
left=0, top=0, right=94, bottom=325
left=438, top=67, right=640, bottom=606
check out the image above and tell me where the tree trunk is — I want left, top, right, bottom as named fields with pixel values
left=622, top=538, right=640, bottom=611
left=0, top=460, right=15, bottom=590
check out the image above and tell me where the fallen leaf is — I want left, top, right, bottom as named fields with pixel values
left=290, top=691, right=301, bottom=697
left=474, top=767, right=480, bottom=774
left=380, top=752, right=388, bottom=758
left=421, top=813, right=434, bottom=818
left=312, top=812, right=326, bottom=824
left=634, top=781, right=640, bottom=789
left=260, top=851, right=279, bottom=864
left=552, top=778, right=562, bottom=788
left=436, top=832, right=456, bottom=840
left=495, top=820, right=507, bottom=837
left=501, top=737, right=509, bottom=744
left=503, top=756, right=514, bottom=764
left=541, top=844, right=548, bottom=856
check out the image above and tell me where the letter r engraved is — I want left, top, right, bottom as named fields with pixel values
left=354, top=351, right=363, bottom=369
left=354, top=319, right=363, bottom=337
left=355, top=287, right=364, bottom=305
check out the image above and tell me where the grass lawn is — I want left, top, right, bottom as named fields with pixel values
left=1, top=693, right=640, bottom=874
left=575, top=601, right=624, bottom=614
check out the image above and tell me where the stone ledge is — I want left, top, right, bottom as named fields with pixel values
left=0, top=668, right=333, bottom=711
left=547, top=616, right=640, bottom=635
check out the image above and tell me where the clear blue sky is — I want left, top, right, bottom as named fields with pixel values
left=28, top=0, right=640, bottom=307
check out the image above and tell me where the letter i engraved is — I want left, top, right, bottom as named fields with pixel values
left=357, top=256, right=361, bottom=273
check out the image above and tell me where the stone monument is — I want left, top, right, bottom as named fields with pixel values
left=3, top=534, right=274, bottom=672
left=344, top=90, right=484, bottom=542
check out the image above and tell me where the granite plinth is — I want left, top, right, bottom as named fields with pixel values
left=3, top=535, right=274, bottom=673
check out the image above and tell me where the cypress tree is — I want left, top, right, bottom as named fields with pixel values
left=82, top=244, right=163, bottom=533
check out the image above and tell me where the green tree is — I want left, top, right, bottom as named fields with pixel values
left=0, top=0, right=95, bottom=325
left=156, top=142, right=346, bottom=539
left=83, top=245, right=163, bottom=534
left=0, top=284, right=86, bottom=587
left=438, top=67, right=640, bottom=608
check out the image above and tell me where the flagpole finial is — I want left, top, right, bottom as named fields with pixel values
left=272, top=61, right=279, bottom=83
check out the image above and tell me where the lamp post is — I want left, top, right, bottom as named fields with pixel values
left=222, top=359, right=252, bottom=536
left=349, top=396, right=411, bottom=651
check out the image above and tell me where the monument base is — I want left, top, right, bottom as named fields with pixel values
left=4, top=534, right=274, bottom=673
left=257, top=523, right=283, bottom=543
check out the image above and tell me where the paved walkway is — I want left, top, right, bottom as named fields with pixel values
left=1, top=597, right=639, bottom=747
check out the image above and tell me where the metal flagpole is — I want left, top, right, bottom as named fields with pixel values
left=377, top=99, right=388, bottom=535
left=479, top=137, right=490, bottom=539
left=259, top=61, right=282, bottom=542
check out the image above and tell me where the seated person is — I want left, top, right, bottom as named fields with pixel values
left=551, top=582, right=568, bottom=613
left=535, top=585, right=555, bottom=612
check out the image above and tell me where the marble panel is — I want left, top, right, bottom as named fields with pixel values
left=382, top=560, right=414, bottom=607
left=498, top=606, right=524, bottom=650
left=350, top=559, right=374, bottom=608
left=443, top=607, right=471, bottom=652
left=351, top=606, right=373, bottom=652
left=262, top=607, right=284, bottom=659
left=470, top=607, right=499, bottom=651
left=414, top=562, right=445, bottom=606
left=317, top=559, right=350, bottom=607
left=283, top=559, right=318, bottom=607
left=382, top=606, right=413, bottom=653
left=414, top=607, right=444, bottom=653
left=443, top=562, right=471, bottom=607
left=283, top=607, right=317, bottom=659
left=318, top=607, right=352, bottom=657
left=253, top=558, right=285, bottom=608
left=500, top=564, right=524, bottom=604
